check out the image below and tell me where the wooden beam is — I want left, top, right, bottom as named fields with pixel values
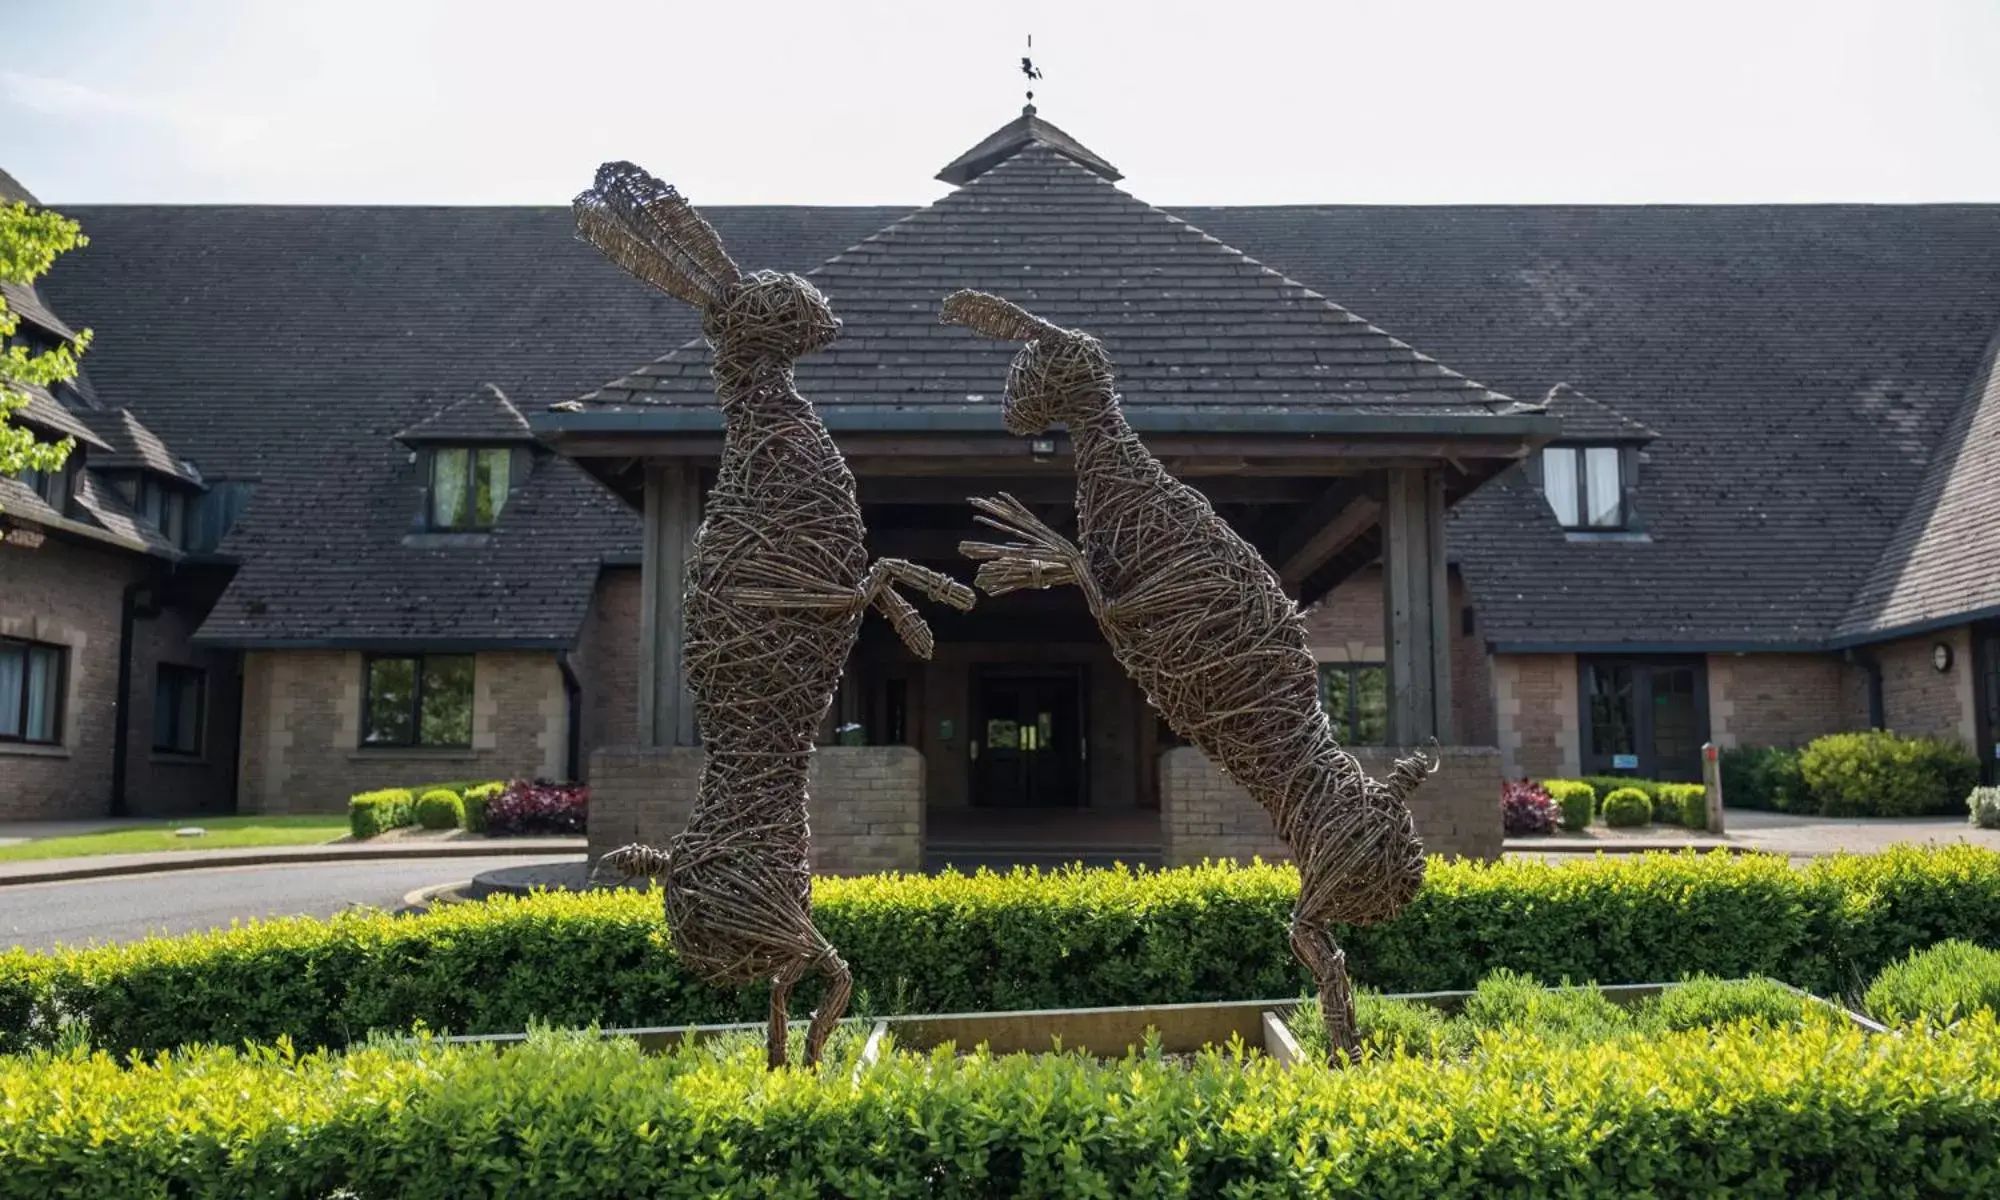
left=1277, top=487, right=1383, bottom=587
left=857, top=475, right=1329, bottom=505
left=639, top=463, right=700, bottom=747
left=1381, top=467, right=1451, bottom=745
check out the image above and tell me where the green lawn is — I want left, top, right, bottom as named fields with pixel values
left=0, top=816, right=351, bottom=863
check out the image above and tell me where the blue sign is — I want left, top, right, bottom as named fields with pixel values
left=1612, top=754, right=1640, bottom=770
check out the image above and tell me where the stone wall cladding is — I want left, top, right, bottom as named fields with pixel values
left=1706, top=653, right=1864, bottom=750
left=0, top=540, right=136, bottom=819
left=588, top=744, right=924, bottom=874
left=1159, top=744, right=1503, bottom=866
left=237, top=649, right=569, bottom=813
left=1876, top=626, right=1978, bottom=745
left=575, top=566, right=641, bottom=777
left=1302, top=566, right=1493, bottom=750
left=1492, top=653, right=1578, bottom=779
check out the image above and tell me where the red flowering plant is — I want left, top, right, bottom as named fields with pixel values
left=485, top=780, right=589, bottom=836
left=1501, top=778, right=1562, bottom=836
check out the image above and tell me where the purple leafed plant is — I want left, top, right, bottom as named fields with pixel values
left=1501, top=779, right=1563, bottom=837
left=485, top=780, right=589, bottom=836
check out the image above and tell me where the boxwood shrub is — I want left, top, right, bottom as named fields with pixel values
left=1865, top=939, right=2000, bottom=1025
left=1657, top=782, right=1707, bottom=829
left=4, top=847, right=1997, bottom=1057
left=346, top=788, right=414, bottom=839
left=414, top=789, right=464, bottom=830
left=1797, top=731, right=1980, bottom=817
left=1720, top=745, right=1809, bottom=812
left=2, top=1017, right=1997, bottom=1198
left=1544, top=779, right=1595, bottom=831
left=461, top=782, right=504, bottom=834
left=1602, top=787, right=1652, bottom=827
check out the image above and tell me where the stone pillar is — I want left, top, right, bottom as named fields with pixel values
left=639, top=462, right=700, bottom=747
left=1382, top=467, right=1452, bottom=744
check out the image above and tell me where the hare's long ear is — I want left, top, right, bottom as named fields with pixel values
left=940, top=289, right=1060, bottom=342
left=574, top=161, right=744, bottom=309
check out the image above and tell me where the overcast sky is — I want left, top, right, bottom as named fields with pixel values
left=3, top=0, right=1998, bottom=207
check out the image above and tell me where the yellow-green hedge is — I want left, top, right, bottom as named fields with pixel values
left=4, top=847, right=1998, bottom=1056
left=2, top=1016, right=1997, bottom=1198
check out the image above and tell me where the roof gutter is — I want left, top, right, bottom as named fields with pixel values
left=531, top=406, right=1563, bottom=440
left=189, top=635, right=576, bottom=652
left=1493, top=601, right=2000, bottom=657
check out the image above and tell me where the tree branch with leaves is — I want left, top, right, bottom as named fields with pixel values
left=2, top=201, right=90, bottom=507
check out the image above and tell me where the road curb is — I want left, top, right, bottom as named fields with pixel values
left=400, top=880, right=475, bottom=911
left=1504, top=840, right=1749, bottom=854
left=0, top=842, right=586, bottom=888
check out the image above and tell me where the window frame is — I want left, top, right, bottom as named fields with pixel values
left=1540, top=444, right=1629, bottom=531
left=1316, top=660, right=1388, bottom=746
left=0, top=636, right=67, bottom=746
left=151, top=663, right=207, bottom=756
left=359, top=653, right=476, bottom=749
left=427, top=446, right=513, bottom=532
left=137, top=477, right=192, bottom=548
left=17, top=457, right=75, bottom=515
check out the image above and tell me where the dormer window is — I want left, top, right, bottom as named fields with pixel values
left=16, top=457, right=76, bottom=516
left=1541, top=446, right=1628, bottom=530
left=138, top=477, right=190, bottom=547
left=429, top=447, right=511, bottom=531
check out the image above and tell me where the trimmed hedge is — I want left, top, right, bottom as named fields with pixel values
left=1659, top=782, right=1707, bottom=829
left=1720, top=745, right=1809, bottom=812
left=346, top=788, right=414, bottom=839
left=1866, top=939, right=2000, bottom=1025
left=1545, top=780, right=1594, bottom=831
left=1799, top=731, right=1979, bottom=817
left=1602, top=787, right=1652, bottom=827
left=2, top=1018, right=1997, bottom=1198
left=414, top=789, right=464, bottom=830
left=462, top=782, right=503, bottom=834
left=5, top=848, right=1998, bottom=1056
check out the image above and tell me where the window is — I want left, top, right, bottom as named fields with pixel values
left=14, top=460, right=73, bottom=514
left=429, top=447, right=511, bottom=530
left=0, top=638, right=65, bottom=745
left=138, top=478, right=190, bottom=547
left=152, top=664, right=206, bottom=755
left=1316, top=662, right=1388, bottom=745
left=362, top=654, right=474, bottom=747
left=1541, top=446, right=1626, bottom=529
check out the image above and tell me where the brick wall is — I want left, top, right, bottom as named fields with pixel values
left=1492, top=653, right=1579, bottom=778
left=1301, top=566, right=1493, bottom=746
left=588, top=744, right=924, bottom=874
left=1875, top=627, right=1978, bottom=745
left=238, top=649, right=569, bottom=813
left=123, top=597, right=240, bottom=817
left=575, top=566, right=641, bottom=774
left=1159, top=744, right=1503, bottom=865
left=1706, top=653, right=1865, bottom=749
left=0, top=539, right=137, bottom=818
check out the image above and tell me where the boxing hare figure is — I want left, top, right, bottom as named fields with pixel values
left=581, top=163, right=974, bottom=1070
left=942, top=288, right=1429, bottom=1065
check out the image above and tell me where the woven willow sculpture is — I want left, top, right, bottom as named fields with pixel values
left=943, top=289, right=1431, bottom=1065
left=581, top=163, right=974, bottom=1070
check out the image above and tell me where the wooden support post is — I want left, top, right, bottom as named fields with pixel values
left=1702, top=742, right=1727, bottom=834
left=639, top=462, right=700, bottom=747
left=1382, top=468, right=1452, bottom=746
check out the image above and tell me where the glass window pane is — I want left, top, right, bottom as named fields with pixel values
left=0, top=646, right=22, bottom=738
left=474, top=449, right=510, bottom=526
left=1584, top=447, right=1623, bottom=528
left=142, top=481, right=163, bottom=524
left=431, top=449, right=469, bottom=529
left=1354, top=666, right=1388, bottom=745
left=24, top=647, right=56, bottom=742
left=164, top=491, right=186, bottom=545
left=1588, top=664, right=1635, bottom=757
left=1317, top=664, right=1351, bottom=736
left=176, top=672, right=202, bottom=753
left=419, top=655, right=474, bottom=746
left=153, top=671, right=175, bottom=750
left=364, top=658, right=416, bottom=745
left=1542, top=448, right=1580, bottom=526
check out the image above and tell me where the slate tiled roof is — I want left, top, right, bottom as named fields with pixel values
left=584, top=144, right=1526, bottom=423
left=935, top=104, right=1122, bottom=185
left=1837, top=329, right=2000, bottom=640
left=2, top=281, right=80, bottom=342
left=10, top=381, right=112, bottom=452
left=37, top=152, right=2000, bottom=650
left=43, top=202, right=906, bottom=645
left=394, top=383, right=536, bottom=444
left=0, top=466, right=173, bottom=557
left=77, top=406, right=203, bottom=483
left=1181, top=203, right=2000, bottom=649
left=1540, top=383, right=1655, bottom=442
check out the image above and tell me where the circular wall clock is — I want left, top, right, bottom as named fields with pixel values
left=1933, top=642, right=1954, bottom=672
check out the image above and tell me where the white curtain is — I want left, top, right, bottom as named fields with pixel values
left=432, top=449, right=469, bottom=529
left=1585, top=447, right=1623, bottom=527
left=23, top=648, right=53, bottom=742
left=475, top=449, right=510, bottom=525
left=1542, top=448, right=1580, bottom=526
left=0, top=648, right=21, bottom=738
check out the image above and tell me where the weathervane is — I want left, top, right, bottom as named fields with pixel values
left=1021, top=34, right=1041, bottom=106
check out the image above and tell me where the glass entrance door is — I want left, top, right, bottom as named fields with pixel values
left=1580, top=656, right=1708, bottom=781
left=972, top=668, right=1086, bottom=808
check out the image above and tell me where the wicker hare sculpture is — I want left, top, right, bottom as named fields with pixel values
left=581, top=163, right=974, bottom=1070
left=942, top=289, right=1431, bottom=1065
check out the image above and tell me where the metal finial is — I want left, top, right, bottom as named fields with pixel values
left=1021, top=32, right=1041, bottom=105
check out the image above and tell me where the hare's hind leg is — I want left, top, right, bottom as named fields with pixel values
left=860, top=558, right=975, bottom=660
left=802, top=945, right=854, bottom=1069
left=1289, top=918, right=1362, bottom=1067
left=767, top=959, right=806, bottom=1070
